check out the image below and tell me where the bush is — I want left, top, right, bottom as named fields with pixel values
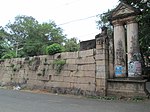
left=46, top=43, right=63, bottom=55
left=2, top=51, right=16, bottom=59
left=53, top=59, right=66, bottom=74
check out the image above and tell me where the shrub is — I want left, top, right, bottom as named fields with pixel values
left=46, top=43, right=63, bottom=55
left=2, top=51, right=16, bottom=59
left=53, top=59, right=66, bottom=74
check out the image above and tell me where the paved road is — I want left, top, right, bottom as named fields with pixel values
left=0, top=89, right=149, bottom=112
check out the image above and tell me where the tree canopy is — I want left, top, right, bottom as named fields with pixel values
left=64, top=37, right=79, bottom=52
left=0, top=15, right=67, bottom=58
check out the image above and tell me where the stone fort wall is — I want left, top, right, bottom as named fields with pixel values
left=0, top=23, right=147, bottom=97
left=0, top=48, right=108, bottom=96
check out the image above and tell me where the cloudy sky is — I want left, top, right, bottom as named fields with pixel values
left=0, top=0, right=119, bottom=41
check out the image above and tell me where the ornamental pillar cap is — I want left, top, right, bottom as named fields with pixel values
left=109, top=2, right=141, bottom=23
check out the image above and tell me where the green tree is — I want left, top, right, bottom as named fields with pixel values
left=96, top=9, right=113, bottom=38
left=0, top=27, right=11, bottom=59
left=2, top=15, right=66, bottom=57
left=64, top=38, right=79, bottom=52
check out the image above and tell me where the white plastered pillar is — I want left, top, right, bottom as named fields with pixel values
left=127, top=19, right=142, bottom=77
left=113, top=22, right=126, bottom=77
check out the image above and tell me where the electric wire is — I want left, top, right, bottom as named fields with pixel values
left=58, top=15, right=96, bottom=26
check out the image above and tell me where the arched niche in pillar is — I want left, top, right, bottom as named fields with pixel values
left=109, top=2, right=142, bottom=78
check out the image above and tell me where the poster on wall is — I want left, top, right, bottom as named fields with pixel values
left=115, top=66, right=123, bottom=77
left=128, top=61, right=142, bottom=77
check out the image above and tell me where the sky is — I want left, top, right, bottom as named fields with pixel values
left=0, top=0, right=119, bottom=41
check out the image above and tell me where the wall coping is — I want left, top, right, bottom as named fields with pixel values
left=107, top=78, right=147, bottom=83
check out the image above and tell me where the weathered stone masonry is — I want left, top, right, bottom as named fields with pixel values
left=0, top=25, right=110, bottom=96
left=0, top=2, right=149, bottom=97
left=0, top=47, right=108, bottom=96
left=110, top=2, right=142, bottom=77
left=107, top=2, right=148, bottom=97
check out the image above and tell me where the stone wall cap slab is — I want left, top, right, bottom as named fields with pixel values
left=107, top=78, right=147, bottom=83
